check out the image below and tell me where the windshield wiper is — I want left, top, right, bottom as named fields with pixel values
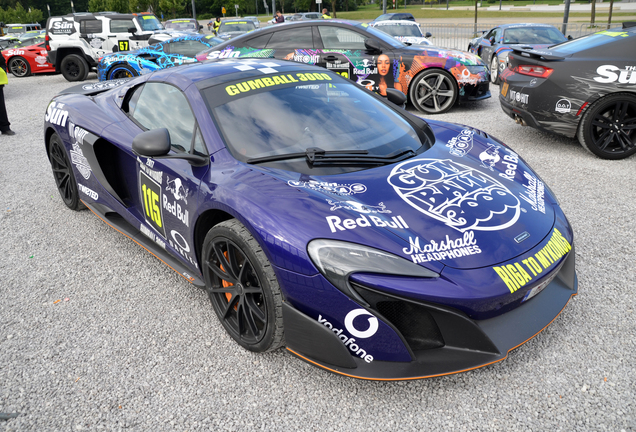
left=247, top=147, right=415, bottom=166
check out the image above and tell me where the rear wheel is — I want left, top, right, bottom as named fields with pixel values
left=490, top=55, right=500, bottom=85
left=577, top=93, right=636, bottom=160
left=60, top=54, right=89, bottom=82
left=48, top=133, right=86, bottom=211
left=408, top=69, right=458, bottom=115
left=8, top=56, right=30, bottom=77
left=107, top=64, right=138, bottom=80
left=202, top=219, right=284, bottom=353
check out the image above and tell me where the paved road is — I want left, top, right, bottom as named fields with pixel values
left=0, top=73, right=634, bottom=431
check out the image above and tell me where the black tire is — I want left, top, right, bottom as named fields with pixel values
left=107, top=64, right=138, bottom=80
left=408, top=68, right=458, bottom=115
left=489, top=55, right=500, bottom=85
left=8, top=56, right=30, bottom=77
left=48, top=133, right=86, bottom=211
left=60, top=54, right=89, bottom=82
left=202, top=219, right=284, bottom=353
left=577, top=93, right=636, bottom=160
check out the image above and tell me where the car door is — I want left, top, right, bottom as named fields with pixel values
left=262, top=26, right=319, bottom=64
left=104, top=18, right=140, bottom=52
left=316, top=24, right=394, bottom=95
left=121, top=81, right=209, bottom=272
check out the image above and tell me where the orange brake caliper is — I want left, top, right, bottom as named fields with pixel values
left=220, top=251, right=237, bottom=309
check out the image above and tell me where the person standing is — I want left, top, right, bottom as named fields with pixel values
left=212, top=17, right=221, bottom=35
left=321, top=8, right=332, bottom=19
left=0, top=53, right=14, bottom=136
left=275, top=11, right=284, bottom=23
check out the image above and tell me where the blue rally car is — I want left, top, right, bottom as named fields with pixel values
left=97, top=34, right=224, bottom=81
left=45, top=59, right=577, bottom=380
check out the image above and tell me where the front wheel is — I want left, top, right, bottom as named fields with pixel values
left=202, top=219, right=284, bottom=353
left=577, top=93, right=636, bottom=160
left=8, top=56, right=30, bottom=77
left=107, top=64, right=138, bottom=80
left=60, top=54, right=89, bottom=82
left=490, top=55, right=500, bottom=85
left=48, top=133, right=86, bottom=211
left=408, top=69, right=458, bottom=115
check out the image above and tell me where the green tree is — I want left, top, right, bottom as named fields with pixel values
left=159, top=0, right=184, bottom=18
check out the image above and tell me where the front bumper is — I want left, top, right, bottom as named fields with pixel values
left=459, top=81, right=491, bottom=102
left=283, top=247, right=577, bottom=380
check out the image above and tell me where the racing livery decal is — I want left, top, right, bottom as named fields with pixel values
left=139, top=165, right=165, bottom=237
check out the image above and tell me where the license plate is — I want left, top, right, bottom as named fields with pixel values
left=501, top=82, right=509, bottom=97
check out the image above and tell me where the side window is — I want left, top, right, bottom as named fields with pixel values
left=131, top=83, right=196, bottom=152
left=484, top=28, right=497, bottom=41
left=318, top=26, right=365, bottom=50
left=165, top=40, right=207, bottom=57
left=193, top=128, right=207, bottom=156
left=244, top=33, right=272, bottom=48
left=80, top=19, right=103, bottom=34
left=266, top=28, right=314, bottom=48
left=110, top=19, right=135, bottom=33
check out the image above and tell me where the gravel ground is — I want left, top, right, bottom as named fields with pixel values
left=0, top=71, right=635, bottom=431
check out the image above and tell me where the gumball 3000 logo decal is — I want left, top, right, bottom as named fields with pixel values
left=388, top=159, right=520, bottom=232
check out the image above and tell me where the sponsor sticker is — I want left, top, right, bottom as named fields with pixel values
left=225, top=72, right=332, bottom=96
left=555, top=99, right=571, bottom=113
left=519, top=171, right=545, bottom=214
left=593, top=65, right=636, bottom=84
left=403, top=231, right=482, bottom=264
left=288, top=180, right=367, bottom=196
left=317, top=309, right=378, bottom=363
left=509, top=90, right=529, bottom=104
left=446, top=129, right=474, bottom=157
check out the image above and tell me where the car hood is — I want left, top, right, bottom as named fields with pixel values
left=396, top=36, right=431, bottom=46
left=249, top=120, right=557, bottom=271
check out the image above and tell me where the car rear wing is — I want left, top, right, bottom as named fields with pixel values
left=56, top=78, right=132, bottom=96
left=509, top=45, right=565, bottom=62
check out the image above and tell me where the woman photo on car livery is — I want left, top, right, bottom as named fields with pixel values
left=376, top=54, right=393, bottom=96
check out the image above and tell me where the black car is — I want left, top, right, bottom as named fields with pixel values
left=372, top=13, right=415, bottom=22
left=499, top=23, right=636, bottom=160
left=200, top=20, right=490, bottom=114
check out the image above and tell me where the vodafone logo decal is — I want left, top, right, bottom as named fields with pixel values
left=344, top=309, right=379, bottom=338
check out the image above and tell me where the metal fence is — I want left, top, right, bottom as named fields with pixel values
left=420, top=22, right=613, bottom=50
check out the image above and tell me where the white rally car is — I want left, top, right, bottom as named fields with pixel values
left=369, top=20, right=432, bottom=46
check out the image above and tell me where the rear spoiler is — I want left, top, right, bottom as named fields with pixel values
left=57, top=78, right=132, bottom=96
left=509, top=45, right=565, bottom=61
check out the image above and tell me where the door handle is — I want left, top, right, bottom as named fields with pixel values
left=323, top=55, right=338, bottom=62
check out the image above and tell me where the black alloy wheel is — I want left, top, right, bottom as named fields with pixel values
left=578, top=94, right=636, bottom=160
left=202, top=219, right=284, bottom=352
left=8, top=56, right=30, bottom=77
left=409, top=69, right=458, bottom=114
left=48, top=133, right=85, bottom=211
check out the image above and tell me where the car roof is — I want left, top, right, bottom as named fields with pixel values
left=370, top=20, right=419, bottom=26
left=496, top=23, right=558, bottom=29
left=166, top=18, right=196, bottom=22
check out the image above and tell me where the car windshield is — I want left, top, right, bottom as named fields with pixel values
left=7, top=27, right=25, bottom=34
left=548, top=30, right=624, bottom=54
left=374, top=24, right=422, bottom=38
left=203, top=76, right=423, bottom=173
left=219, top=22, right=255, bottom=33
left=361, top=24, right=406, bottom=48
left=136, top=15, right=164, bottom=31
left=165, top=20, right=197, bottom=31
left=375, top=14, right=392, bottom=21
left=502, top=26, right=566, bottom=44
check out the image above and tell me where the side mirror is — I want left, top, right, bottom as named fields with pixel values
left=425, top=32, right=432, bottom=38
left=567, top=35, right=573, bottom=40
left=364, top=38, right=382, bottom=54
left=132, top=128, right=209, bottom=166
left=489, top=36, right=495, bottom=44
left=385, top=88, right=407, bottom=108
left=133, top=128, right=171, bottom=157
left=128, top=27, right=137, bottom=34
left=199, top=25, right=204, bottom=30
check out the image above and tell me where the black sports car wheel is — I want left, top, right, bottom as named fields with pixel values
left=577, top=94, right=636, bottom=160
left=48, top=133, right=86, bottom=211
left=107, top=64, right=138, bottom=80
left=202, top=219, right=284, bottom=353
left=409, top=69, right=458, bottom=114
left=490, top=55, right=500, bottom=85
left=8, top=56, right=30, bottom=77
left=61, top=54, right=89, bottom=82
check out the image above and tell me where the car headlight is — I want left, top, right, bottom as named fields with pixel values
left=465, top=65, right=487, bottom=74
left=308, top=239, right=439, bottom=302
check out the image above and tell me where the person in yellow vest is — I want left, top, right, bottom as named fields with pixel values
left=212, top=17, right=221, bottom=35
left=321, top=8, right=332, bottom=19
left=0, top=54, right=14, bottom=135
